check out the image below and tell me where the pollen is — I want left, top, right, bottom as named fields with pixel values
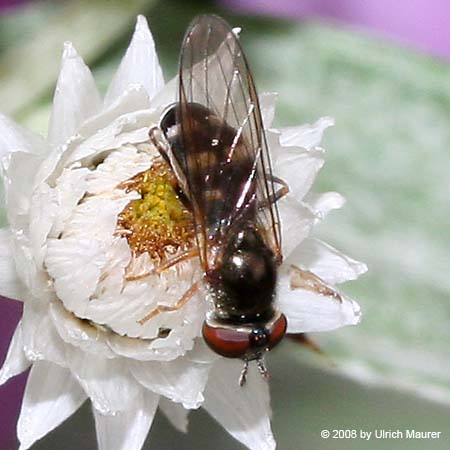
left=117, top=158, right=195, bottom=260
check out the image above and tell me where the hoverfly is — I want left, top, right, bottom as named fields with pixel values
left=148, top=14, right=288, bottom=385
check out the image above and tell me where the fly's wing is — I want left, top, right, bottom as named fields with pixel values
left=177, top=14, right=282, bottom=270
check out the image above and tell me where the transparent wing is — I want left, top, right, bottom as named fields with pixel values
left=177, top=14, right=282, bottom=269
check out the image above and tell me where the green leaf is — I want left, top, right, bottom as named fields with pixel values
left=247, top=22, right=450, bottom=401
left=0, top=0, right=154, bottom=120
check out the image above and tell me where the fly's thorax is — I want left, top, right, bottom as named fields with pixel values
left=206, top=226, right=277, bottom=322
left=159, top=102, right=256, bottom=228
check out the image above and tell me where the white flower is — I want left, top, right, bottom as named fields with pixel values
left=0, top=15, right=366, bottom=450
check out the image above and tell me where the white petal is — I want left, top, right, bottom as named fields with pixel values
left=0, top=322, right=30, bottom=385
left=0, top=228, right=26, bottom=300
left=279, top=116, right=334, bottom=150
left=45, top=235, right=107, bottom=311
left=21, top=301, right=68, bottom=366
left=304, top=191, right=345, bottom=222
left=85, top=145, right=152, bottom=195
left=278, top=196, right=316, bottom=258
left=93, top=390, right=159, bottom=450
left=203, top=358, right=275, bottom=450
left=159, top=398, right=189, bottom=433
left=2, top=151, right=43, bottom=228
left=287, top=238, right=368, bottom=285
left=149, top=74, right=177, bottom=112
left=277, top=271, right=361, bottom=333
left=17, top=361, right=86, bottom=450
left=105, top=15, right=164, bottom=107
left=259, top=92, right=277, bottom=128
left=48, top=42, right=101, bottom=148
left=273, top=145, right=324, bottom=202
left=67, top=349, right=141, bottom=415
left=130, top=342, right=216, bottom=409
left=48, top=301, right=114, bottom=358
left=11, top=231, right=49, bottom=300
left=64, top=107, right=155, bottom=169
left=0, top=112, right=48, bottom=158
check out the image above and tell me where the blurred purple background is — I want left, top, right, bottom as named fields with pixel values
left=0, top=0, right=28, bottom=13
left=2, top=0, right=450, bottom=60
left=222, top=0, right=450, bottom=60
left=0, top=298, right=24, bottom=450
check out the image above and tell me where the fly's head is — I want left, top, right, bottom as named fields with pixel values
left=202, top=310, right=287, bottom=362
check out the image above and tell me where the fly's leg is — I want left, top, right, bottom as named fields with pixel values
left=240, top=356, right=270, bottom=386
left=149, top=124, right=192, bottom=210
left=256, top=356, right=270, bottom=381
left=288, top=333, right=324, bottom=355
left=259, top=174, right=289, bottom=209
left=270, top=175, right=290, bottom=202
left=149, top=126, right=171, bottom=160
left=288, top=332, right=336, bottom=368
left=239, top=359, right=249, bottom=387
left=137, top=279, right=202, bottom=325
left=126, top=247, right=199, bottom=281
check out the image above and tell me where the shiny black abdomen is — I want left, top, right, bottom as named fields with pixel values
left=206, top=226, right=277, bottom=323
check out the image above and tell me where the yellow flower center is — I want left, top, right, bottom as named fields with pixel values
left=117, top=158, right=195, bottom=260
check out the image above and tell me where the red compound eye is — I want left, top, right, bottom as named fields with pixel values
left=266, top=313, right=287, bottom=351
left=202, top=323, right=251, bottom=358
left=202, top=313, right=287, bottom=359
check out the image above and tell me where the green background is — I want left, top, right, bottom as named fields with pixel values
left=1, top=0, right=449, bottom=449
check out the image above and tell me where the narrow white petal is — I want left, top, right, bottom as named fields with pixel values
left=64, top=107, right=154, bottom=169
left=0, top=112, right=48, bottom=158
left=93, top=390, right=159, bottom=450
left=17, top=361, right=86, bottom=450
left=105, top=15, right=164, bottom=107
left=67, top=349, right=141, bottom=415
left=49, top=301, right=114, bottom=358
left=2, top=151, right=43, bottom=227
left=78, top=85, right=152, bottom=141
left=149, top=74, right=177, bottom=112
left=277, top=271, right=361, bottom=333
left=45, top=235, right=106, bottom=311
left=279, top=116, right=334, bottom=150
left=203, top=359, right=276, bottom=450
left=159, top=398, right=189, bottom=433
left=0, top=322, right=30, bottom=385
left=304, top=191, right=345, bottom=222
left=0, top=228, right=26, bottom=300
left=130, top=343, right=215, bottom=409
left=273, top=145, right=324, bottom=202
left=287, top=238, right=368, bottom=285
left=277, top=196, right=316, bottom=259
left=48, top=42, right=101, bottom=148
left=21, top=302, right=68, bottom=366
